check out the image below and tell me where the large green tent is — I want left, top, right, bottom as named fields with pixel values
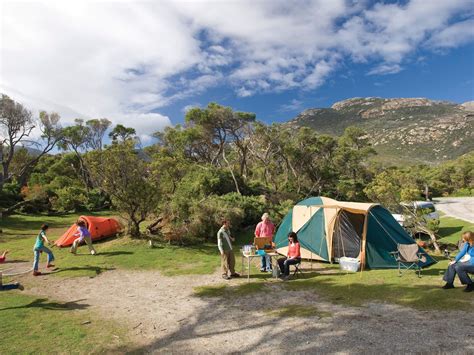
left=274, top=197, right=436, bottom=269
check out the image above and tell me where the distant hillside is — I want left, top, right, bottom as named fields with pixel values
left=288, top=97, right=474, bottom=164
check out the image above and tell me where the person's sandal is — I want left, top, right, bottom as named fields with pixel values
left=33, top=271, right=42, bottom=276
left=47, top=264, right=55, bottom=268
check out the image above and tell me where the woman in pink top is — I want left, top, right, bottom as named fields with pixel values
left=254, top=213, right=275, bottom=272
left=278, top=232, right=301, bottom=280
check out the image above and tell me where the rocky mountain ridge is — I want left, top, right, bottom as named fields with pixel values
left=289, top=97, right=474, bottom=164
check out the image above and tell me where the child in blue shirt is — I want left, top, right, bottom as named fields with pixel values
left=33, top=224, right=55, bottom=276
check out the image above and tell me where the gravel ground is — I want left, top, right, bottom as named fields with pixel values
left=20, top=268, right=474, bottom=354
left=434, top=197, right=474, bottom=223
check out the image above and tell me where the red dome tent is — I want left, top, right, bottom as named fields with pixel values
left=55, top=216, right=122, bottom=247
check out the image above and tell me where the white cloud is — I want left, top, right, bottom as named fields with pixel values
left=367, top=64, right=403, bottom=76
left=427, top=19, right=474, bottom=49
left=279, top=99, right=304, bottom=112
left=1, top=0, right=473, bottom=140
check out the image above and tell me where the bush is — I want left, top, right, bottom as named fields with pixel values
left=450, top=188, right=473, bottom=197
left=85, top=188, right=110, bottom=210
left=187, top=195, right=246, bottom=241
left=158, top=192, right=294, bottom=244
left=50, top=186, right=88, bottom=212
left=0, top=182, right=21, bottom=208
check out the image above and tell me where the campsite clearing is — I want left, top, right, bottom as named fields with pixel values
left=17, top=266, right=474, bottom=353
left=1, top=213, right=474, bottom=353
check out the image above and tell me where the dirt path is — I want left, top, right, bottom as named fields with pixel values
left=435, top=197, right=474, bottom=223
left=20, top=268, right=474, bottom=354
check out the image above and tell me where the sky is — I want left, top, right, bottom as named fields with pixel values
left=1, top=0, right=474, bottom=143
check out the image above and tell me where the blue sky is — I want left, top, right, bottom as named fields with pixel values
left=160, top=41, right=474, bottom=124
left=1, top=0, right=474, bottom=141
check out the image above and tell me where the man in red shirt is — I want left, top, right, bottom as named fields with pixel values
left=254, top=213, right=275, bottom=272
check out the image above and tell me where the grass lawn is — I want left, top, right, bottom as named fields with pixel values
left=437, top=215, right=474, bottom=245
left=1, top=212, right=473, bottom=313
left=195, top=216, right=474, bottom=311
left=0, top=212, right=224, bottom=278
left=0, top=292, right=128, bottom=353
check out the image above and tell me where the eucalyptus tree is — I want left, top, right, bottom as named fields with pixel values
left=87, top=141, right=160, bottom=237
left=109, top=124, right=137, bottom=144
left=0, top=95, right=62, bottom=188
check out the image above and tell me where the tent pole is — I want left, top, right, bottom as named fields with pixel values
left=360, top=211, right=369, bottom=274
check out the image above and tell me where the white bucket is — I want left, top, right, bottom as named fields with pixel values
left=339, top=257, right=360, bottom=272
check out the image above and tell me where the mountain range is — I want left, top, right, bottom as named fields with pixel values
left=288, top=97, right=474, bottom=165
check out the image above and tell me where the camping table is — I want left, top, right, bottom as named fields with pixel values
left=241, top=251, right=280, bottom=281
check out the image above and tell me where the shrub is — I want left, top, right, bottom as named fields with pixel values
left=50, top=186, right=88, bottom=212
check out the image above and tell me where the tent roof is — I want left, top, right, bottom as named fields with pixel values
left=297, top=196, right=377, bottom=213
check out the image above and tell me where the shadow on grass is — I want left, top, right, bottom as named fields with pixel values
left=52, top=266, right=115, bottom=276
left=194, top=282, right=268, bottom=298
left=0, top=298, right=90, bottom=311
left=98, top=251, right=134, bottom=257
left=419, top=267, right=447, bottom=276
left=1, top=259, right=29, bottom=264
left=283, top=275, right=473, bottom=310
left=0, top=215, right=71, bottom=233
left=438, top=226, right=464, bottom=238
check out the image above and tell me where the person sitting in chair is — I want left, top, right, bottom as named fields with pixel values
left=442, top=231, right=474, bottom=292
left=278, top=232, right=301, bottom=280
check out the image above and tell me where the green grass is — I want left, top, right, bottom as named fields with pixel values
left=283, top=258, right=472, bottom=311
left=0, top=213, right=221, bottom=278
left=194, top=281, right=267, bottom=298
left=0, top=292, right=128, bottom=353
left=265, top=305, right=332, bottom=318
left=437, top=215, right=474, bottom=246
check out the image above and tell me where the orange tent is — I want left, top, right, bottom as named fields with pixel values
left=55, top=216, right=122, bottom=247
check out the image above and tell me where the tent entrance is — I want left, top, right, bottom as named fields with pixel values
left=332, top=210, right=364, bottom=260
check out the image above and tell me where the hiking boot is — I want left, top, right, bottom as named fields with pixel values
left=17, top=283, right=24, bottom=291
left=46, top=263, right=55, bottom=268
left=463, top=283, right=474, bottom=292
left=230, top=273, right=240, bottom=278
left=222, top=275, right=231, bottom=280
left=442, top=283, right=455, bottom=289
left=33, top=271, right=42, bottom=276
left=260, top=268, right=265, bottom=272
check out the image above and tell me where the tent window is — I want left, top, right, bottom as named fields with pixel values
left=332, top=210, right=364, bottom=259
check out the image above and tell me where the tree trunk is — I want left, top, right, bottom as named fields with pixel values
left=427, top=230, right=441, bottom=253
left=129, top=220, right=141, bottom=238
left=0, top=200, right=30, bottom=217
left=222, top=148, right=241, bottom=195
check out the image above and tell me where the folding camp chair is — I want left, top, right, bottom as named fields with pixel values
left=390, top=243, right=426, bottom=278
left=292, top=261, right=304, bottom=279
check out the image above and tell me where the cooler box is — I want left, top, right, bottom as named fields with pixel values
left=339, top=257, right=360, bottom=272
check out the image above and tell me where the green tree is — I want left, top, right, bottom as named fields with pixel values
left=109, top=124, right=137, bottom=143
left=87, top=141, right=160, bottom=237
